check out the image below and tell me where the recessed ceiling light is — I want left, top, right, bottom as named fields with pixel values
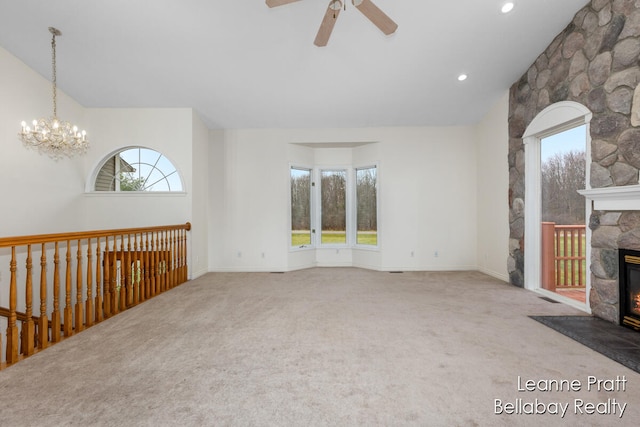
left=502, top=2, right=514, bottom=14
left=458, top=74, right=468, bottom=82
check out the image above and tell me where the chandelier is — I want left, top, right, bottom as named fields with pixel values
left=19, top=27, right=88, bottom=160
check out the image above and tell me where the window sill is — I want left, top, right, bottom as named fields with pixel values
left=84, top=191, right=187, bottom=197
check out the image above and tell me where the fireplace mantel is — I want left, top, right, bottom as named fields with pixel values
left=579, top=185, right=640, bottom=211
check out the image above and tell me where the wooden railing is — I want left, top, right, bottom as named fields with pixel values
left=541, top=222, right=586, bottom=291
left=0, top=222, right=191, bottom=369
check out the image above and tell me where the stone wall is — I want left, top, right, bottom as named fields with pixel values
left=508, top=0, right=640, bottom=323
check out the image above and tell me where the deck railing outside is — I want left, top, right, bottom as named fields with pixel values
left=541, top=222, right=586, bottom=291
left=0, top=222, right=191, bottom=368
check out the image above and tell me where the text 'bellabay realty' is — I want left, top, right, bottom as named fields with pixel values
left=494, top=375, right=629, bottom=418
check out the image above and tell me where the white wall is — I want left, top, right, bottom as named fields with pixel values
left=190, top=112, right=210, bottom=279
left=207, top=130, right=226, bottom=271
left=2, top=44, right=510, bottom=278
left=0, top=47, right=87, bottom=236
left=475, top=92, right=510, bottom=281
left=0, top=47, right=203, bottom=279
left=82, top=108, right=193, bottom=230
left=207, top=126, right=480, bottom=272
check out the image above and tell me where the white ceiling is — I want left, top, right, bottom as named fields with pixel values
left=0, top=0, right=590, bottom=129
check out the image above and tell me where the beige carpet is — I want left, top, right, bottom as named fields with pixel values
left=0, top=268, right=638, bottom=426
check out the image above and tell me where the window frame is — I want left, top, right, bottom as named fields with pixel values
left=289, top=165, right=314, bottom=251
left=289, top=163, right=379, bottom=251
left=318, top=167, right=350, bottom=248
left=353, top=164, right=379, bottom=250
left=86, top=146, right=186, bottom=195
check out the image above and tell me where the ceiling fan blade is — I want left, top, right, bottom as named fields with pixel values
left=314, top=3, right=342, bottom=47
left=265, top=0, right=301, bottom=8
left=353, top=0, right=398, bottom=35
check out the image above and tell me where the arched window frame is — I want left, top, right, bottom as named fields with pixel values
left=86, top=146, right=186, bottom=194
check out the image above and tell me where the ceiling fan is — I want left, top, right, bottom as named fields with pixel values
left=266, top=0, right=398, bottom=47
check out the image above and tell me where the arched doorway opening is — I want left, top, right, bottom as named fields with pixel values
left=523, top=101, right=592, bottom=312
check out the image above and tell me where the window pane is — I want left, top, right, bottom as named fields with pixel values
left=291, top=168, right=311, bottom=246
left=356, top=167, right=377, bottom=245
left=94, top=148, right=183, bottom=192
left=321, top=170, right=346, bottom=244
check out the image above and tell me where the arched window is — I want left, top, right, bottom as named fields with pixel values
left=93, top=148, right=183, bottom=192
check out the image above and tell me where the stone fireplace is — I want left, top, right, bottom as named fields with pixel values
left=508, top=0, right=640, bottom=325
left=581, top=185, right=640, bottom=323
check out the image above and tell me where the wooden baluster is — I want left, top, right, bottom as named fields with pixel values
left=103, top=236, right=111, bottom=318
left=569, top=230, right=575, bottom=286
left=6, top=247, right=19, bottom=364
left=51, top=242, right=61, bottom=343
left=175, top=229, right=180, bottom=285
left=578, top=228, right=584, bottom=286
left=143, top=233, right=150, bottom=301
left=150, top=232, right=157, bottom=297
left=563, top=230, right=568, bottom=287
left=178, top=228, right=183, bottom=284
left=165, top=230, right=170, bottom=290
left=157, top=231, right=162, bottom=292
left=38, top=243, right=49, bottom=349
left=183, top=228, right=188, bottom=283
left=119, top=235, right=126, bottom=311
left=64, top=241, right=73, bottom=336
left=126, top=234, right=133, bottom=307
left=75, top=239, right=84, bottom=332
left=111, top=235, right=119, bottom=315
left=157, top=231, right=162, bottom=293
left=95, top=237, right=103, bottom=323
left=167, top=230, right=172, bottom=289
left=157, top=231, right=162, bottom=295
left=133, top=233, right=140, bottom=305
left=174, top=229, right=178, bottom=286
left=170, top=229, right=176, bottom=288
left=120, top=235, right=127, bottom=311
left=85, top=239, right=93, bottom=327
left=23, top=244, right=35, bottom=356
left=162, top=231, right=167, bottom=291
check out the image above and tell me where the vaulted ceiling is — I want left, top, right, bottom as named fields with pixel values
left=0, top=0, right=589, bottom=129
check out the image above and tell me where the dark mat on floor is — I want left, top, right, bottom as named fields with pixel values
left=530, top=315, right=640, bottom=374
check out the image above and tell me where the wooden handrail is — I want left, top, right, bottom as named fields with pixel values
left=0, top=222, right=191, bottom=247
left=0, top=222, right=191, bottom=369
left=0, top=306, right=38, bottom=323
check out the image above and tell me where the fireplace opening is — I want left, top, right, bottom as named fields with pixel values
left=619, top=249, right=640, bottom=331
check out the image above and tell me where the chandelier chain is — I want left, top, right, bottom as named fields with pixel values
left=51, top=31, right=57, bottom=118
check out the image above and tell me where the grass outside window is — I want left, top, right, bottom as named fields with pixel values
left=291, top=231, right=377, bottom=246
